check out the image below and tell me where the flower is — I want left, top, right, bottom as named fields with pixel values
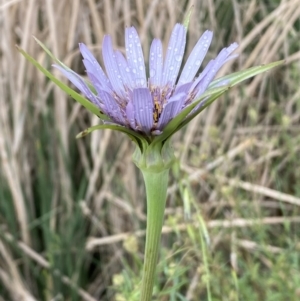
left=54, top=24, right=238, bottom=136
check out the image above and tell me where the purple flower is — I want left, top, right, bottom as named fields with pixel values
left=54, top=24, right=238, bottom=136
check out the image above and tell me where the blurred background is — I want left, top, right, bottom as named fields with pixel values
left=0, top=0, right=300, bottom=300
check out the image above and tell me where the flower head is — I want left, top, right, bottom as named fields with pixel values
left=54, top=24, right=238, bottom=137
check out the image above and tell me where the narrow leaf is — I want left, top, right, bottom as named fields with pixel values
left=183, top=6, right=194, bottom=29
left=181, top=62, right=284, bottom=129
left=17, top=46, right=105, bottom=118
left=176, top=90, right=229, bottom=131
left=33, top=37, right=69, bottom=69
left=76, top=124, right=149, bottom=151
left=154, top=60, right=284, bottom=143
left=152, top=85, right=230, bottom=146
left=34, top=37, right=97, bottom=94
left=209, top=60, right=284, bottom=88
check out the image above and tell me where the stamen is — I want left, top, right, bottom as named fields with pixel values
left=153, top=95, right=162, bottom=123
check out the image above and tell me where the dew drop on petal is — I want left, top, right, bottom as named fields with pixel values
left=129, top=34, right=133, bottom=38
left=135, top=78, right=145, bottom=86
left=169, top=66, right=174, bottom=71
left=150, top=69, right=156, bottom=77
left=175, top=55, right=182, bottom=62
left=139, top=65, right=143, bottom=71
left=195, top=60, right=201, bottom=66
left=125, top=67, right=130, bottom=72
left=132, top=68, right=137, bottom=74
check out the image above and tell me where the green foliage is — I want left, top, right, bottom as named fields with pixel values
left=1, top=0, right=300, bottom=300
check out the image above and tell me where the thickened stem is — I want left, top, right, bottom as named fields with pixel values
left=139, top=168, right=169, bottom=301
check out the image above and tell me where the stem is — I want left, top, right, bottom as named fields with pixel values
left=140, top=168, right=169, bottom=301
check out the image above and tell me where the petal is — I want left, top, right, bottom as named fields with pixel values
left=174, top=82, right=193, bottom=95
left=98, top=90, right=125, bottom=124
left=82, top=59, right=112, bottom=93
left=149, top=39, right=163, bottom=87
left=102, top=35, right=126, bottom=98
left=157, top=92, right=186, bottom=129
left=224, top=53, right=239, bottom=64
left=162, top=24, right=186, bottom=87
left=53, top=64, right=100, bottom=106
left=79, top=43, right=112, bottom=91
left=190, top=59, right=215, bottom=92
left=133, top=88, right=154, bottom=133
left=193, top=43, right=239, bottom=98
left=82, top=59, right=110, bottom=95
left=114, top=50, right=134, bottom=90
left=126, top=100, right=136, bottom=129
left=177, top=30, right=213, bottom=86
left=125, top=27, right=147, bottom=88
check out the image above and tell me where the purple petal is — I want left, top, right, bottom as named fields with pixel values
left=79, top=43, right=112, bottom=91
left=114, top=50, right=134, bottom=90
left=132, top=88, right=154, bottom=133
left=53, top=64, right=100, bottom=106
left=177, top=30, right=213, bottom=86
left=125, top=27, right=147, bottom=88
left=193, top=42, right=239, bottom=98
left=102, top=35, right=126, bottom=98
left=157, top=92, right=186, bottom=129
left=162, top=24, right=186, bottom=87
left=174, top=82, right=193, bottom=95
left=82, top=59, right=110, bottom=96
left=190, top=60, right=215, bottom=92
left=224, top=53, right=239, bottom=64
left=149, top=39, right=163, bottom=87
left=98, top=90, right=125, bottom=124
left=126, top=100, right=136, bottom=129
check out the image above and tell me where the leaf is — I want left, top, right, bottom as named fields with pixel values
left=17, top=46, right=106, bottom=119
left=175, top=90, right=228, bottom=131
left=34, top=37, right=98, bottom=95
left=151, top=85, right=230, bottom=146
left=76, top=123, right=149, bottom=151
left=183, top=6, right=194, bottom=29
left=33, top=37, right=69, bottom=69
left=154, top=60, right=284, bottom=144
left=209, top=60, right=284, bottom=88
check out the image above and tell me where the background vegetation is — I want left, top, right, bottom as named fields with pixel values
left=0, top=0, right=300, bottom=300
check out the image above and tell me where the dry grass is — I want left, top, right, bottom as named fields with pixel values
left=0, top=0, right=300, bottom=300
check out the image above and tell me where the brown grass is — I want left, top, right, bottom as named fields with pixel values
left=0, top=0, right=300, bottom=300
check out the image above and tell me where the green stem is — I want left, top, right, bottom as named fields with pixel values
left=140, top=168, right=169, bottom=301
